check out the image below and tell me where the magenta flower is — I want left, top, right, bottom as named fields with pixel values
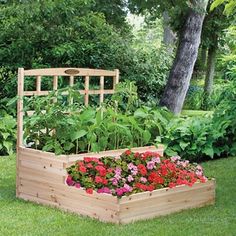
left=75, top=183, right=81, bottom=188
left=115, top=188, right=124, bottom=196
left=66, top=176, right=75, bottom=186
left=97, top=187, right=111, bottom=194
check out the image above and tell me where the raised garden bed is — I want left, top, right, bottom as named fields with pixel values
left=16, top=145, right=215, bottom=224
left=16, top=68, right=215, bottom=224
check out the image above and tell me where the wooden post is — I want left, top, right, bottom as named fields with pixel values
left=36, top=75, right=41, bottom=95
left=84, top=76, right=89, bottom=106
left=16, top=68, right=24, bottom=197
left=53, top=75, right=58, bottom=103
left=53, top=75, right=58, bottom=90
left=69, top=75, right=74, bottom=87
left=113, top=69, right=119, bottom=91
left=100, top=76, right=104, bottom=104
left=69, top=76, right=74, bottom=104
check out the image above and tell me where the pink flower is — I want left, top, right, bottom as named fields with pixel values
left=131, top=169, right=138, bottom=175
left=171, top=156, right=181, bottom=162
left=140, top=177, right=147, bottom=183
left=112, top=178, right=118, bottom=186
left=75, top=183, right=81, bottom=188
left=124, top=184, right=133, bottom=192
left=152, top=157, right=161, bottom=164
left=146, top=161, right=155, bottom=170
left=128, top=163, right=136, bottom=170
left=127, top=175, right=134, bottom=182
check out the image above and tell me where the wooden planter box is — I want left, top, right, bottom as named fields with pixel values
left=16, top=145, right=215, bottom=224
left=16, top=68, right=215, bottom=223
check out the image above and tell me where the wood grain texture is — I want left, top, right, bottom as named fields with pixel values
left=17, top=146, right=215, bottom=224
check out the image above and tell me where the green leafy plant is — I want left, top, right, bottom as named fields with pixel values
left=156, top=115, right=216, bottom=162
left=0, top=114, right=16, bottom=155
left=24, top=86, right=171, bottom=155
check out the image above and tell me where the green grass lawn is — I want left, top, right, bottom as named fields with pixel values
left=0, top=155, right=236, bottom=236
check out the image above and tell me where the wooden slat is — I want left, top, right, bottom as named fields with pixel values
left=23, top=89, right=114, bottom=97
left=23, top=91, right=49, bottom=96
left=69, top=75, right=74, bottom=86
left=84, top=75, right=89, bottom=106
left=113, top=69, right=119, bottom=90
left=19, top=146, right=69, bottom=162
left=66, top=145, right=164, bottom=164
left=100, top=76, right=104, bottom=104
left=36, top=75, right=41, bottom=92
left=119, top=180, right=215, bottom=223
left=119, top=179, right=214, bottom=204
left=16, top=68, right=24, bottom=197
left=53, top=75, right=58, bottom=90
left=24, top=68, right=117, bottom=77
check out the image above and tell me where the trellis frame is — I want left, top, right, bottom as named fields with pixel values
left=17, top=67, right=119, bottom=148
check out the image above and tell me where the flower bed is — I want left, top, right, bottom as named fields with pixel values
left=66, top=150, right=208, bottom=198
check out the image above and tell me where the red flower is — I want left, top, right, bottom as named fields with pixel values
left=134, top=152, right=140, bottom=158
left=125, top=150, right=132, bottom=156
left=86, top=188, right=93, bottom=194
left=86, top=163, right=93, bottom=168
left=137, top=164, right=147, bottom=176
left=148, top=172, right=164, bottom=184
left=135, top=182, right=147, bottom=191
left=160, top=165, right=168, bottom=176
left=95, top=176, right=103, bottom=184
left=95, top=165, right=107, bottom=176
left=79, top=166, right=87, bottom=173
left=169, top=182, right=176, bottom=188
left=146, top=185, right=155, bottom=191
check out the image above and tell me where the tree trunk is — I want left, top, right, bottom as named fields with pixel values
left=200, top=45, right=207, bottom=70
left=160, top=1, right=208, bottom=114
left=163, top=11, right=176, bottom=49
left=204, top=43, right=217, bottom=96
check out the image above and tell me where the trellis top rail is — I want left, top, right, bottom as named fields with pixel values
left=17, top=67, right=119, bottom=148
left=24, top=68, right=119, bottom=77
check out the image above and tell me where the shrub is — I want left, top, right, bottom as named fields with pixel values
left=123, top=46, right=173, bottom=104
left=157, top=81, right=236, bottom=160
left=184, top=85, right=204, bottom=110
left=0, top=67, right=17, bottom=115
left=0, top=114, right=16, bottom=156
left=156, top=115, right=215, bottom=162
left=0, top=0, right=132, bottom=71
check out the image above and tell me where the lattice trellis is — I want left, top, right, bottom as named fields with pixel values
left=17, top=68, right=119, bottom=147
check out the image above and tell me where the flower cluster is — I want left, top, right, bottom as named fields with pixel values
left=66, top=150, right=208, bottom=198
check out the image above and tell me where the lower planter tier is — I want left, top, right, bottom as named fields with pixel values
left=16, top=146, right=215, bottom=224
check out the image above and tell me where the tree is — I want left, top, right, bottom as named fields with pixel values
left=0, top=0, right=131, bottom=70
left=160, top=1, right=209, bottom=114
left=211, top=0, right=236, bottom=15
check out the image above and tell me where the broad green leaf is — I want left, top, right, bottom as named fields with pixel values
left=70, top=130, right=87, bottom=141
